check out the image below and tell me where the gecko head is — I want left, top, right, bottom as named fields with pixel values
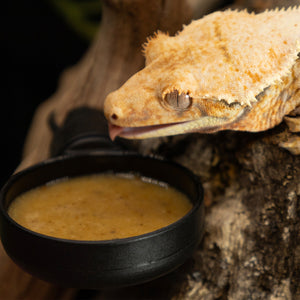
left=104, top=29, right=248, bottom=140
left=104, top=63, right=246, bottom=140
left=104, top=7, right=300, bottom=140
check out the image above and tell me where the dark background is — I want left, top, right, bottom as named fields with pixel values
left=2, top=1, right=94, bottom=186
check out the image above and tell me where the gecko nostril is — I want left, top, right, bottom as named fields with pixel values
left=111, top=113, right=118, bottom=121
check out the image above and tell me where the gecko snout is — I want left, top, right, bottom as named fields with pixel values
left=104, top=90, right=126, bottom=124
left=104, top=100, right=124, bottom=124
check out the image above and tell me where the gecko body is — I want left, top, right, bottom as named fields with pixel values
left=104, top=8, right=300, bottom=154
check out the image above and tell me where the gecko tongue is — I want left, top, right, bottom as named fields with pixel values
left=108, top=123, right=160, bottom=140
left=108, top=122, right=182, bottom=140
left=108, top=124, right=124, bottom=140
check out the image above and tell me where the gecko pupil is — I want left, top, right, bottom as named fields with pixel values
left=164, top=90, right=192, bottom=110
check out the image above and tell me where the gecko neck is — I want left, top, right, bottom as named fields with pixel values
left=226, top=59, right=300, bottom=132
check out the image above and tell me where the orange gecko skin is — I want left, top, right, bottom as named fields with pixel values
left=104, top=8, right=300, bottom=154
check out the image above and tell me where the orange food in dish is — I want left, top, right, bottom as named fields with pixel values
left=8, top=174, right=192, bottom=241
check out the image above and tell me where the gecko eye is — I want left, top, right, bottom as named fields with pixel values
left=163, top=90, right=192, bottom=111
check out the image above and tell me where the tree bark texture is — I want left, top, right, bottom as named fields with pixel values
left=1, top=0, right=299, bottom=299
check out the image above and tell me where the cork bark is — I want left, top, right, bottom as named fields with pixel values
left=0, top=0, right=299, bottom=299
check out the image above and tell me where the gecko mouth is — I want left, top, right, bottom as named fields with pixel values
left=108, top=122, right=186, bottom=140
left=108, top=113, right=244, bottom=140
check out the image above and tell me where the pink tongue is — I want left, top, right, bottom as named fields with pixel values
left=108, top=124, right=124, bottom=140
left=108, top=121, right=184, bottom=140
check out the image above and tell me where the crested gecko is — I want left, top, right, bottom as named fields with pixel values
left=104, top=8, right=300, bottom=154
